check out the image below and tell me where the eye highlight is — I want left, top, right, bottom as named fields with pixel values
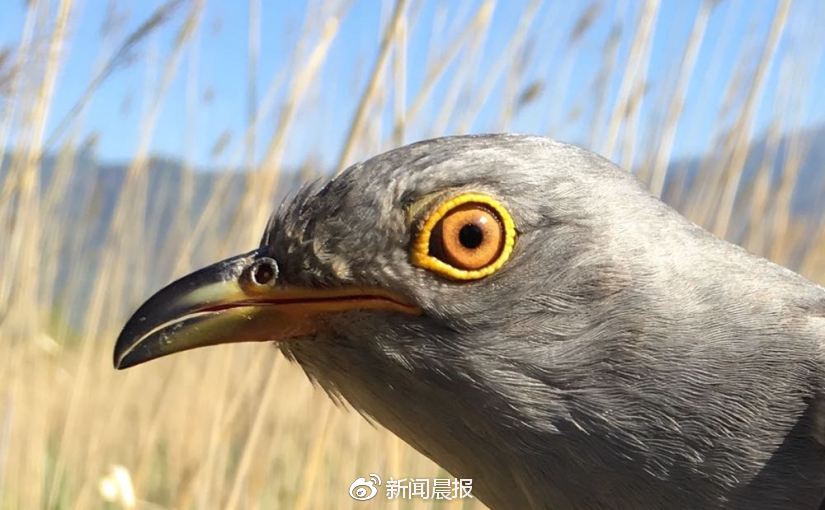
left=412, top=193, right=516, bottom=280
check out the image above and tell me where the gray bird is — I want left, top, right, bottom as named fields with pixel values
left=114, top=134, right=825, bottom=509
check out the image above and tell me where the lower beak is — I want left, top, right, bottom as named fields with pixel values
left=113, top=249, right=419, bottom=369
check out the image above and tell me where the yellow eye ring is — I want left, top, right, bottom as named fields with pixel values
left=411, top=193, right=517, bottom=281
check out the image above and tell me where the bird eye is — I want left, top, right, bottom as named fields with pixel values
left=411, top=193, right=516, bottom=280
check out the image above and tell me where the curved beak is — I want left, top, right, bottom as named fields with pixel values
left=113, top=249, right=420, bottom=369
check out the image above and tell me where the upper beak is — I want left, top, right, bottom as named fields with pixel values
left=113, top=249, right=420, bottom=369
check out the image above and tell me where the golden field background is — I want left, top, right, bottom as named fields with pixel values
left=1, top=0, right=824, bottom=508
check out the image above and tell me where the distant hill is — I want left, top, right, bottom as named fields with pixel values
left=0, top=152, right=308, bottom=327
left=0, top=153, right=308, bottom=247
left=661, top=124, right=824, bottom=216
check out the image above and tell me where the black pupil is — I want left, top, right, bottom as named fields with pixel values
left=458, top=223, right=484, bottom=249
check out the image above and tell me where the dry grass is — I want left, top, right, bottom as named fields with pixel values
left=1, top=1, right=824, bottom=509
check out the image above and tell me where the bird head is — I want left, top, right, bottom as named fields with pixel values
left=114, top=134, right=687, bottom=507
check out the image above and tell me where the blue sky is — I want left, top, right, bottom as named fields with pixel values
left=2, top=0, right=824, bottom=170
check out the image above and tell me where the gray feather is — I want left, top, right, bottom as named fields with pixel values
left=267, top=134, right=825, bottom=509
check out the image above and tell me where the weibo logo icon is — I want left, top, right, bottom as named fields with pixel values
left=349, top=474, right=382, bottom=501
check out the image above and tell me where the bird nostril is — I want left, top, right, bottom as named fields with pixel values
left=249, top=257, right=279, bottom=287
